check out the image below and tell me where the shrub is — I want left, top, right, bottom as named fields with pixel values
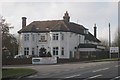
left=46, top=52, right=52, bottom=57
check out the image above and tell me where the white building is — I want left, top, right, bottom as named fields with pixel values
left=18, top=11, right=105, bottom=59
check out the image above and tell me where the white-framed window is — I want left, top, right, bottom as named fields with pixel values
left=39, top=35, right=47, bottom=42
left=24, top=34, right=29, bottom=41
left=61, top=47, right=64, bottom=55
left=32, top=35, right=35, bottom=41
left=24, top=35, right=26, bottom=41
left=24, top=47, right=29, bottom=55
left=53, top=34, right=59, bottom=40
left=32, top=48, right=35, bottom=55
left=79, top=35, right=81, bottom=42
left=41, top=36, right=45, bottom=40
left=84, top=30, right=88, bottom=34
left=53, top=47, right=59, bottom=55
left=86, top=40, right=89, bottom=43
left=61, top=34, right=64, bottom=40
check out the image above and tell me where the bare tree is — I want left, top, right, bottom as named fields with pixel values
left=112, top=30, right=118, bottom=46
left=99, top=39, right=109, bottom=51
left=0, top=16, right=18, bottom=57
left=118, top=27, right=120, bottom=52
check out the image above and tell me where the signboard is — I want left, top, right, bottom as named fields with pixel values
left=110, top=47, right=119, bottom=53
left=32, top=57, right=57, bottom=64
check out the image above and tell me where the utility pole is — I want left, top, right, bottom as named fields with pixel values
left=109, top=23, right=111, bottom=58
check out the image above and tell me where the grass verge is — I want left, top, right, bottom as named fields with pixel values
left=83, top=58, right=120, bottom=62
left=2, top=68, right=36, bottom=78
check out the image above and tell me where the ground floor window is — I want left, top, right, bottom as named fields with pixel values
left=24, top=47, right=29, bottom=55
left=53, top=47, right=59, bottom=55
left=61, top=47, right=64, bottom=55
left=32, top=48, right=35, bottom=55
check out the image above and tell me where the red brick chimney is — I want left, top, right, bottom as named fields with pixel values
left=22, top=17, right=27, bottom=28
left=63, top=11, right=70, bottom=22
left=94, top=24, right=97, bottom=38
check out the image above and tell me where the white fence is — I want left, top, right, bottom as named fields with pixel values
left=32, top=57, right=57, bottom=64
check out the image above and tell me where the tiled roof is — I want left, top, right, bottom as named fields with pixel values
left=85, top=32, right=101, bottom=42
left=78, top=44, right=105, bottom=48
left=78, top=44, right=97, bottom=48
left=18, top=20, right=100, bottom=42
left=18, top=20, right=87, bottom=34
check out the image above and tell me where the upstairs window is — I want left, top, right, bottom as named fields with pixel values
left=53, top=34, right=58, bottom=40
left=24, top=47, right=29, bottom=55
left=24, top=35, right=27, bottom=41
left=79, top=35, right=81, bottom=42
left=53, top=47, right=59, bottom=55
left=41, top=36, right=45, bottom=40
left=32, top=35, right=35, bottom=41
left=39, top=35, right=47, bottom=42
left=24, top=34, right=29, bottom=41
left=84, top=30, right=88, bottom=34
left=61, top=34, right=64, bottom=40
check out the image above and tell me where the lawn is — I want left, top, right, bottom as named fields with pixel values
left=2, top=68, right=36, bottom=79
left=83, top=58, right=120, bottom=62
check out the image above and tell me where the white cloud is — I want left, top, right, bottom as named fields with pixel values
left=1, top=2, right=118, bottom=42
left=0, top=0, right=119, bottom=2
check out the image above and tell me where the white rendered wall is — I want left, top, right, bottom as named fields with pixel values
left=19, top=32, right=95, bottom=58
left=79, top=48, right=96, bottom=51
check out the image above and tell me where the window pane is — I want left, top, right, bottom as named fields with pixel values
left=32, top=48, right=34, bottom=55
left=27, top=48, right=29, bottom=50
left=56, top=51, right=58, bottom=55
left=56, top=36, right=58, bottom=40
left=53, top=51, right=55, bottom=55
left=56, top=47, right=58, bottom=49
left=53, top=34, right=59, bottom=40
left=61, top=47, right=64, bottom=55
left=62, top=34, right=64, bottom=40
left=32, top=35, right=35, bottom=41
left=24, top=51, right=26, bottom=55
left=53, top=35, right=55, bottom=40
left=62, top=50, right=64, bottom=55
left=41, top=36, right=45, bottom=40
left=53, top=47, right=59, bottom=55
left=27, top=34, right=29, bottom=40
left=24, top=35, right=26, bottom=41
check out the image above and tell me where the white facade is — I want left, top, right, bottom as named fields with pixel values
left=18, top=31, right=90, bottom=59
left=18, top=12, right=104, bottom=59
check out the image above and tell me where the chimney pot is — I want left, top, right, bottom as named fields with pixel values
left=22, top=17, right=27, bottom=28
left=63, top=11, right=70, bottom=22
left=94, top=23, right=97, bottom=38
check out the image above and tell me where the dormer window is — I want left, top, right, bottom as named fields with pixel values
left=84, top=30, right=88, bottom=34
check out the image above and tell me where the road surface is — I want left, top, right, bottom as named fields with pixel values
left=3, top=61, right=120, bottom=80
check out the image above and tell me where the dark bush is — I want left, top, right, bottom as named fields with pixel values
left=46, top=52, right=52, bottom=57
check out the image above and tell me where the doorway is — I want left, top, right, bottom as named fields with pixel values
left=39, top=47, right=46, bottom=57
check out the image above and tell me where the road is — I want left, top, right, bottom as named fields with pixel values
left=3, top=61, right=120, bottom=80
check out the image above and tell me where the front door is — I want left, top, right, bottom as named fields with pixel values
left=39, top=48, right=46, bottom=57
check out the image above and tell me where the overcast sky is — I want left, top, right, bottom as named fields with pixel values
left=0, top=1, right=118, bottom=42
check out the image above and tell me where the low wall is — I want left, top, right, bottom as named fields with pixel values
left=57, top=58, right=81, bottom=63
left=78, top=51, right=109, bottom=60
left=2, top=58, right=32, bottom=65
left=57, top=51, right=110, bottom=63
left=2, top=51, right=111, bottom=65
